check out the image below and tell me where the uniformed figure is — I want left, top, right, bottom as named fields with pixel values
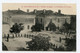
left=7, top=34, right=9, bottom=42
left=59, top=37, right=61, bottom=42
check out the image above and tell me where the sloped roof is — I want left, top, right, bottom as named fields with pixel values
left=11, top=14, right=36, bottom=18
left=3, top=9, right=76, bottom=18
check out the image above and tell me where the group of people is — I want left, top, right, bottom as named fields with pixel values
left=5, top=34, right=34, bottom=42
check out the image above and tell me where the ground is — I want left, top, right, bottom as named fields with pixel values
left=2, top=31, right=69, bottom=51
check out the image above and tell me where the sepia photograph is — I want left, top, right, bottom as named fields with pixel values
left=2, top=3, right=76, bottom=51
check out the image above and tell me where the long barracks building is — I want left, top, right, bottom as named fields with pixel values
left=2, top=8, right=76, bottom=33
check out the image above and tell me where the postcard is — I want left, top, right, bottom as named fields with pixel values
left=2, top=3, right=76, bottom=51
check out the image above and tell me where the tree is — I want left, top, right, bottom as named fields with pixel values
left=2, top=42, right=8, bottom=51
left=10, top=23, right=24, bottom=34
left=47, top=19, right=56, bottom=31
left=59, top=26, right=65, bottom=33
left=27, top=35, right=53, bottom=51
left=31, top=23, right=44, bottom=32
left=65, top=38, right=76, bottom=51
left=60, top=19, right=70, bottom=34
left=70, top=15, right=76, bottom=31
left=31, top=25, right=35, bottom=31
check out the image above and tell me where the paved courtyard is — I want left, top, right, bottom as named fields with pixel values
left=2, top=31, right=67, bottom=51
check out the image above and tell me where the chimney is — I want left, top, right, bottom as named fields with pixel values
left=27, top=9, right=29, bottom=13
left=34, top=9, right=37, bottom=13
left=18, top=8, right=20, bottom=10
left=8, top=9, right=10, bottom=11
left=43, top=9, right=46, bottom=13
left=58, top=10, right=61, bottom=14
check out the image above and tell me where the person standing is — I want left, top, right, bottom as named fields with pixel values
left=7, top=34, right=9, bottom=42
left=59, top=37, right=61, bottom=43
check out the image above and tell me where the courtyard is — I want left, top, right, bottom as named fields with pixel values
left=2, top=31, right=74, bottom=51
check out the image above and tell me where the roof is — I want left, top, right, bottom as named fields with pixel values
left=11, top=14, right=36, bottom=18
left=2, top=9, right=76, bottom=18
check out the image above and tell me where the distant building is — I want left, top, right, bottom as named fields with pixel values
left=2, top=9, right=76, bottom=32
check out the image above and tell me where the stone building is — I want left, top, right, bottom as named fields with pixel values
left=2, top=9, right=75, bottom=33
left=34, top=10, right=71, bottom=31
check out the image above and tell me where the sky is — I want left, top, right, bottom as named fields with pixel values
left=2, top=3, right=76, bottom=15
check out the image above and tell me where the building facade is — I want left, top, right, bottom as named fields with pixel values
left=3, top=9, right=73, bottom=33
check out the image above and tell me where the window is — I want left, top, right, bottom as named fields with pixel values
left=41, top=18, right=42, bottom=23
left=27, top=25, right=30, bottom=29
